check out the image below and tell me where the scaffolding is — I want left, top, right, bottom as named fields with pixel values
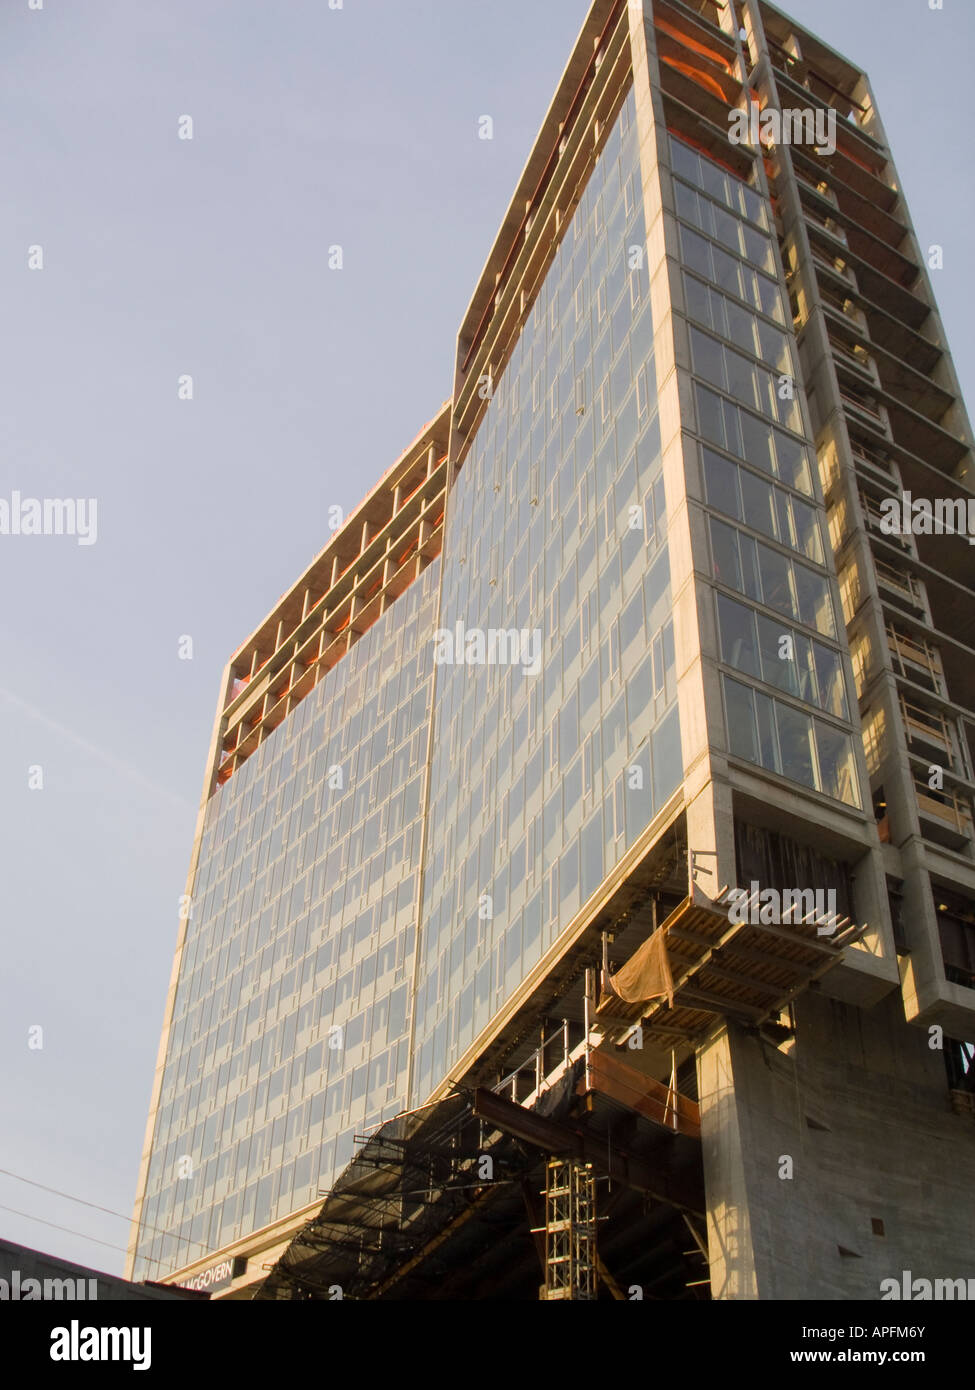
left=543, top=1159, right=597, bottom=1301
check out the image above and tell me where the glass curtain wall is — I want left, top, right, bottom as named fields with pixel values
left=411, top=89, right=684, bottom=1105
left=672, top=134, right=861, bottom=809
left=132, top=562, right=440, bottom=1280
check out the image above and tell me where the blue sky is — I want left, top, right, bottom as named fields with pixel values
left=0, top=0, right=971, bottom=1277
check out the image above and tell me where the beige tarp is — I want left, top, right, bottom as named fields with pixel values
left=598, top=925, right=674, bottom=1012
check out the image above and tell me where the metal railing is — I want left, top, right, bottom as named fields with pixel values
left=875, top=557, right=924, bottom=607
left=914, top=778, right=975, bottom=840
left=900, top=695, right=953, bottom=750
left=887, top=624, right=945, bottom=692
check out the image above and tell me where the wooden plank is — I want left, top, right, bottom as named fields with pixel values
left=667, top=925, right=715, bottom=948
left=739, top=921, right=839, bottom=957
left=677, top=985, right=766, bottom=1019
left=696, top=961, right=786, bottom=996
left=715, top=939, right=806, bottom=971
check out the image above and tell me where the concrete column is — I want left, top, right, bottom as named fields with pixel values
left=628, top=1, right=736, bottom=899
left=696, top=1023, right=761, bottom=1299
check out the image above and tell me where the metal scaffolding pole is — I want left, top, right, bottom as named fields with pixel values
left=542, top=1158, right=597, bottom=1301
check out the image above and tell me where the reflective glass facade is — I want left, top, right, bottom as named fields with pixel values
left=672, top=134, right=861, bottom=809
left=132, top=563, right=440, bottom=1280
left=410, top=90, right=683, bottom=1105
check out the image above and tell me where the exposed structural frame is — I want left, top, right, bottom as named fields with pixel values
left=452, top=0, right=633, bottom=475
left=215, top=404, right=451, bottom=793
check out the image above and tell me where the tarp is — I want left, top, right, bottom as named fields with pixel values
left=598, top=926, right=674, bottom=1012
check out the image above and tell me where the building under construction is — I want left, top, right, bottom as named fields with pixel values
left=129, top=0, right=975, bottom=1300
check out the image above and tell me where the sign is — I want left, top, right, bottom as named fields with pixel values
left=175, top=1259, right=236, bottom=1294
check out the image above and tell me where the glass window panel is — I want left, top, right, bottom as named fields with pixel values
left=772, top=429, right=811, bottom=493
left=651, top=705, right=682, bottom=809
left=757, top=542, right=796, bottom=618
left=603, top=690, right=627, bottom=762
left=709, top=517, right=742, bottom=589
left=723, top=676, right=758, bottom=764
left=775, top=702, right=816, bottom=788
left=692, top=194, right=715, bottom=240
left=739, top=533, right=762, bottom=601
left=652, top=634, right=664, bottom=696
left=620, top=587, right=644, bottom=655
left=793, top=563, right=835, bottom=637
left=691, top=327, right=726, bottom=389
left=683, top=272, right=711, bottom=326
left=815, top=721, right=859, bottom=806
left=696, top=385, right=726, bottom=448
left=560, top=690, right=579, bottom=766
left=712, top=204, right=743, bottom=252
left=563, top=753, right=584, bottom=832
left=643, top=484, right=658, bottom=551
left=754, top=366, right=777, bottom=422
left=702, top=448, right=741, bottom=519
left=741, top=185, right=767, bottom=229
left=757, top=271, right=783, bottom=322
left=580, top=809, right=604, bottom=902
left=794, top=633, right=818, bottom=704
left=775, top=388, right=802, bottom=435
left=739, top=264, right=762, bottom=313
left=636, top=409, right=661, bottom=488
left=791, top=496, right=824, bottom=562
left=757, top=612, right=799, bottom=696
left=711, top=244, right=743, bottom=297
left=629, top=300, right=654, bottom=367
left=624, top=744, right=652, bottom=845
left=612, top=293, right=632, bottom=362
left=671, top=139, right=700, bottom=183
left=560, top=839, right=580, bottom=915
left=739, top=468, right=776, bottom=538
left=742, top=225, right=774, bottom=272
left=674, top=180, right=700, bottom=225
left=615, top=387, right=639, bottom=461
left=593, top=325, right=612, bottom=388
left=724, top=348, right=759, bottom=410
left=698, top=159, right=729, bottom=206
left=661, top=619, right=675, bottom=694
left=626, top=652, right=653, bottom=736
left=813, top=644, right=848, bottom=719
left=644, top=548, right=671, bottom=633
left=740, top=410, right=774, bottom=474
left=724, top=299, right=756, bottom=354
left=722, top=397, right=743, bottom=457
left=652, top=475, right=666, bottom=546
left=774, top=488, right=794, bottom=548
left=579, top=654, right=600, bottom=725
left=755, top=690, right=779, bottom=772
left=598, top=551, right=621, bottom=616
left=681, top=225, right=713, bottom=278
left=717, top=595, right=760, bottom=678
left=757, top=319, right=791, bottom=374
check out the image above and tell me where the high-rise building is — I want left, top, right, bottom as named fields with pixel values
left=129, top=0, right=975, bottom=1301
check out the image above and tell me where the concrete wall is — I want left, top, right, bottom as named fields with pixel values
left=698, top=994, right=975, bottom=1299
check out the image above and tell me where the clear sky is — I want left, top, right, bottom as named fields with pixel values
left=1, top=0, right=971, bottom=1278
